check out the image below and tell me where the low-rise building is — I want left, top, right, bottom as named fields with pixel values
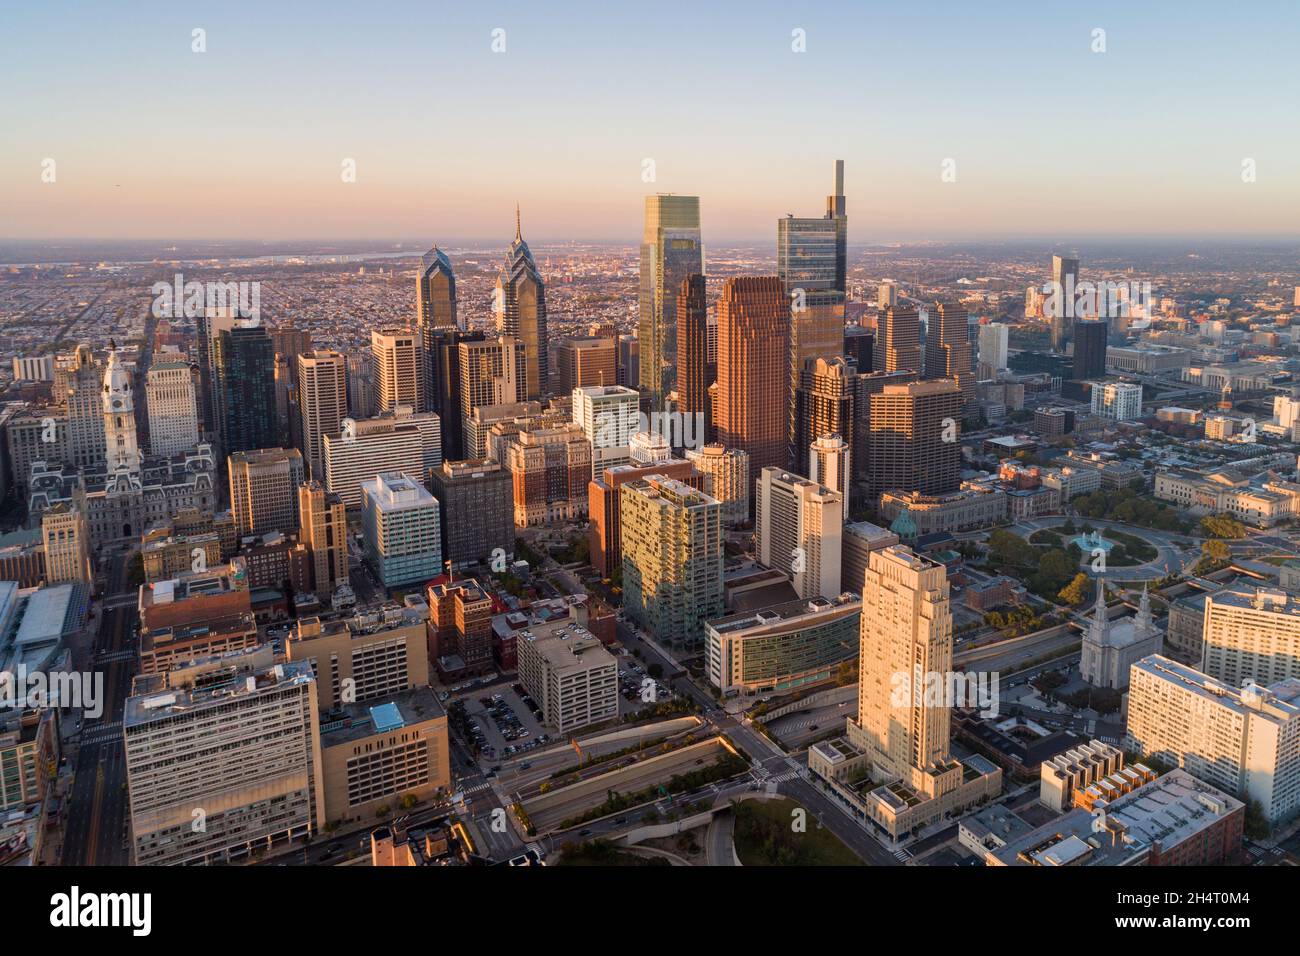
left=516, top=614, right=618, bottom=734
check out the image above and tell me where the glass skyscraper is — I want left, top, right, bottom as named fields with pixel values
left=638, top=194, right=703, bottom=407
left=495, top=209, right=548, bottom=400
left=215, top=321, right=279, bottom=455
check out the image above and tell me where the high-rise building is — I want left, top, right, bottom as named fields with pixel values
left=1050, top=254, right=1080, bottom=351
left=572, top=384, right=640, bottom=477
left=458, top=336, right=527, bottom=439
left=1091, top=380, right=1143, bottom=421
left=779, top=162, right=848, bottom=467
left=1072, top=319, right=1108, bottom=381
left=620, top=475, right=723, bottom=652
left=807, top=546, right=1001, bottom=840
left=555, top=337, right=617, bottom=396
left=876, top=280, right=897, bottom=311
left=755, top=466, right=843, bottom=601
left=976, top=322, right=1009, bottom=380
left=228, top=447, right=305, bottom=538
left=424, top=327, right=481, bottom=462
left=496, top=209, right=549, bottom=400
left=427, top=459, right=514, bottom=570
left=867, top=380, right=962, bottom=500
left=417, top=245, right=457, bottom=332
left=322, top=409, right=442, bottom=508
left=41, top=502, right=91, bottom=584
left=506, top=424, right=592, bottom=527
left=371, top=329, right=423, bottom=414
left=1202, top=588, right=1300, bottom=687
left=102, top=345, right=141, bottom=477
left=809, top=434, right=850, bottom=496
left=296, top=350, right=348, bottom=480
left=924, top=303, right=973, bottom=406
left=716, top=276, right=789, bottom=490
left=675, top=274, right=712, bottom=440
left=145, top=360, right=200, bottom=458
left=587, top=458, right=703, bottom=578
left=684, top=443, right=749, bottom=526
left=297, top=480, right=348, bottom=599
left=1127, top=655, right=1300, bottom=825
left=124, top=652, right=324, bottom=866
left=215, top=321, right=278, bottom=454
left=617, top=335, right=639, bottom=390
left=65, top=345, right=106, bottom=470
left=427, top=580, right=496, bottom=675
left=195, top=306, right=238, bottom=437
left=360, top=472, right=441, bottom=589
left=881, top=306, right=922, bottom=374
left=793, top=356, right=855, bottom=480
left=638, top=194, right=703, bottom=405
left=844, top=325, right=874, bottom=372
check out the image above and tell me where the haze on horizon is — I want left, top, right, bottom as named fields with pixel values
left=4, top=1, right=1299, bottom=243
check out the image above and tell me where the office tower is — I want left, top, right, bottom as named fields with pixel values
left=347, top=351, right=374, bottom=419
left=924, top=302, right=974, bottom=406
left=417, top=244, right=458, bottom=332
left=65, top=344, right=106, bottom=470
left=572, top=384, right=640, bottom=477
left=617, top=335, right=639, bottom=389
left=1072, top=319, right=1108, bottom=380
left=102, top=345, right=141, bottom=477
left=424, top=327, right=481, bottom=462
left=40, top=502, right=91, bottom=584
left=5, top=407, right=67, bottom=499
left=1050, top=254, right=1080, bottom=351
left=676, top=274, right=712, bottom=439
left=1091, top=380, right=1142, bottom=420
left=11, top=355, right=54, bottom=382
left=297, top=481, right=348, bottom=599
left=323, top=409, right=442, bottom=508
left=810, top=434, right=850, bottom=496
left=881, top=306, right=922, bottom=374
left=496, top=208, right=549, bottom=400
left=465, top=399, right=549, bottom=462
left=867, top=380, right=961, bottom=500
left=755, top=466, right=843, bottom=601
left=295, top=350, right=348, bottom=480
left=638, top=194, right=703, bottom=406
left=588, top=458, right=703, bottom=578
left=516, top=617, right=619, bottom=733
left=287, top=604, right=431, bottom=712
left=506, top=423, right=592, bottom=527
left=124, top=653, right=324, bottom=866
left=145, top=360, right=200, bottom=458
left=840, top=520, right=899, bottom=594
left=716, top=276, right=789, bottom=489
left=427, top=459, right=514, bottom=570
left=684, top=443, right=749, bottom=526
left=1202, top=588, right=1300, bottom=686
left=371, top=329, right=423, bottom=414
left=228, top=447, right=305, bottom=537
left=620, top=475, right=724, bottom=652
left=976, top=322, right=1009, bottom=380
left=215, top=321, right=278, bottom=454
left=458, top=336, right=527, bottom=437
left=876, top=280, right=897, bottom=310
left=427, top=579, right=496, bottom=674
left=793, top=356, right=855, bottom=480
left=555, top=337, right=617, bottom=396
left=844, top=325, right=874, bottom=372
left=360, top=472, right=441, bottom=589
left=1127, top=655, right=1300, bottom=825
left=195, top=307, right=238, bottom=436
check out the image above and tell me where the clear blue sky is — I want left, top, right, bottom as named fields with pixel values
left=3, top=0, right=1298, bottom=241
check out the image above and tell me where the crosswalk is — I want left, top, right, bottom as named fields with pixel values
left=463, top=781, right=494, bottom=795
left=893, top=847, right=913, bottom=863
left=94, top=650, right=136, bottom=664
left=80, top=721, right=122, bottom=745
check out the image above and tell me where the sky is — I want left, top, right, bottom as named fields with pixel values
left=3, top=0, right=1299, bottom=243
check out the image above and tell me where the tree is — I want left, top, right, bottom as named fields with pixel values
left=1058, top=573, right=1092, bottom=607
left=1202, top=539, right=1230, bottom=562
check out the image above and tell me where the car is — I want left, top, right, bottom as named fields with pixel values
left=579, top=828, right=593, bottom=836
left=520, top=762, right=532, bottom=770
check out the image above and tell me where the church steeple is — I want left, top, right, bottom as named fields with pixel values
left=1135, top=583, right=1153, bottom=634
left=1089, top=578, right=1110, bottom=643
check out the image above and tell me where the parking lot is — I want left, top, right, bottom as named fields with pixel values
left=458, top=684, right=552, bottom=766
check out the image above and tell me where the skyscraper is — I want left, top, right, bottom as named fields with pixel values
left=793, top=356, right=855, bottom=481
left=458, top=336, right=527, bottom=439
left=417, top=245, right=458, bottom=332
left=228, top=447, right=304, bottom=538
left=496, top=208, right=549, bottom=400
left=779, top=162, right=848, bottom=468
left=361, top=472, right=442, bottom=589
left=881, top=306, right=922, bottom=374
left=867, top=380, right=962, bottom=500
left=1050, top=254, right=1080, bottom=352
left=65, top=344, right=106, bottom=470
left=715, top=276, right=790, bottom=489
left=556, top=337, right=617, bottom=395
left=196, top=306, right=238, bottom=437
left=976, top=322, right=1009, bottom=380
left=1072, top=319, right=1108, bottom=380
left=145, top=360, right=200, bottom=458
left=675, top=274, right=712, bottom=440
left=41, top=502, right=91, bottom=584
left=296, top=350, right=348, bottom=481
left=214, top=321, right=278, bottom=455
left=370, top=329, right=423, bottom=414
left=298, top=480, right=348, bottom=599
left=638, top=194, right=703, bottom=406
left=809, top=434, right=851, bottom=496
left=924, top=302, right=974, bottom=407
left=572, top=384, right=640, bottom=477
left=755, top=466, right=843, bottom=601
left=425, top=326, right=482, bottom=462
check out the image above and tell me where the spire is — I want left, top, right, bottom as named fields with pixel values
left=515, top=203, right=521, bottom=241
left=1089, top=577, right=1110, bottom=643
left=1136, top=583, right=1153, bottom=634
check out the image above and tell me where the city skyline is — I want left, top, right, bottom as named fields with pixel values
left=5, top=2, right=1300, bottom=241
